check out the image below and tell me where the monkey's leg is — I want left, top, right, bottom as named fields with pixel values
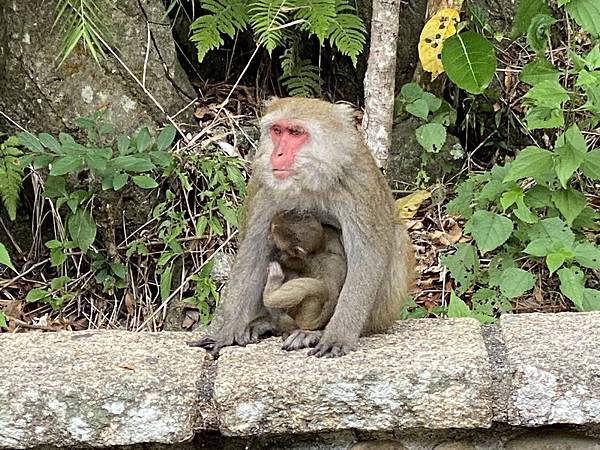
left=263, top=277, right=328, bottom=309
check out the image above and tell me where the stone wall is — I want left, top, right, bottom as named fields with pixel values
left=1, top=312, right=599, bottom=449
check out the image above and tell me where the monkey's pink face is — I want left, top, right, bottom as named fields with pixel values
left=269, top=120, right=309, bottom=180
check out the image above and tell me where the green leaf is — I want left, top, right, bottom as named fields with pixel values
left=0, top=311, right=7, bottom=330
left=523, top=80, right=569, bottom=108
left=195, top=216, right=208, bottom=237
left=49, top=155, right=84, bottom=176
left=38, top=133, right=60, bottom=152
left=582, top=289, right=600, bottom=311
left=156, top=125, right=177, bottom=151
left=514, top=198, right=539, bottom=224
left=136, top=128, right=152, bottom=153
left=0, top=242, right=15, bottom=271
left=520, top=58, right=560, bottom=86
left=132, top=175, right=159, bottom=189
left=499, top=268, right=534, bottom=298
left=546, top=250, right=571, bottom=274
left=401, top=82, right=423, bottom=102
left=500, top=187, right=523, bottom=210
left=557, top=266, right=585, bottom=310
left=554, top=144, right=585, bottom=188
left=406, top=99, right=430, bottom=119
left=526, top=14, right=556, bottom=54
left=552, top=188, right=587, bottom=226
left=17, top=132, right=43, bottom=152
left=464, top=210, right=513, bottom=254
left=565, top=0, right=600, bottom=37
left=112, top=172, right=128, bottom=191
left=524, top=238, right=554, bottom=257
left=512, top=0, right=551, bottom=37
left=160, top=266, right=173, bottom=301
left=415, top=123, right=447, bottom=153
left=50, top=275, right=70, bottom=290
left=111, top=155, right=156, bottom=173
left=441, top=243, right=479, bottom=295
left=574, top=242, right=600, bottom=269
left=581, top=150, right=600, bottom=179
left=525, top=106, right=564, bottom=130
left=441, top=32, right=497, bottom=95
left=150, top=151, right=172, bottom=167
left=68, top=209, right=97, bottom=253
left=26, top=288, right=50, bottom=302
left=504, top=146, right=554, bottom=182
left=110, top=261, right=127, bottom=279
left=117, top=135, right=131, bottom=155
left=447, top=291, right=472, bottom=318
left=527, top=217, right=575, bottom=248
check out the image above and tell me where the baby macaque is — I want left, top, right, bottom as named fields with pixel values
left=263, top=211, right=346, bottom=344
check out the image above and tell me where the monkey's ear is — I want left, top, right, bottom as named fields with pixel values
left=332, top=102, right=355, bottom=122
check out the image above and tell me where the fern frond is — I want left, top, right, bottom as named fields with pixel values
left=292, top=0, right=336, bottom=44
left=280, top=42, right=321, bottom=96
left=53, top=0, right=112, bottom=66
left=327, top=1, right=366, bottom=66
left=190, top=0, right=249, bottom=62
left=0, top=137, right=24, bottom=221
left=249, top=0, right=289, bottom=54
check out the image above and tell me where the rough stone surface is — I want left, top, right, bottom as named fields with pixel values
left=500, top=313, right=600, bottom=426
left=0, top=331, right=211, bottom=449
left=0, top=0, right=194, bottom=136
left=504, top=431, right=600, bottom=449
left=214, top=319, right=493, bottom=436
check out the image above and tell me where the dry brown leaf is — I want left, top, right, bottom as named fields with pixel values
left=125, top=291, right=136, bottom=316
left=395, top=190, right=432, bottom=220
left=430, top=222, right=462, bottom=245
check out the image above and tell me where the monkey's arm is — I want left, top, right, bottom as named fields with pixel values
left=309, top=216, right=387, bottom=357
left=188, top=188, right=276, bottom=355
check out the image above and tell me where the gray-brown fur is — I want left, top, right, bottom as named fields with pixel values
left=262, top=211, right=346, bottom=344
left=187, top=97, right=415, bottom=357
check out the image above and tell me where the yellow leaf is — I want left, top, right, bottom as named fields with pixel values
left=418, top=7, right=461, bottom=80
left=395, top=190, right=432, bottom=220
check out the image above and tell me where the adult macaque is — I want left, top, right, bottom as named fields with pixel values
left=188, top=97, right=414, bottom=357
left=262, top=210, right=346, bottom=346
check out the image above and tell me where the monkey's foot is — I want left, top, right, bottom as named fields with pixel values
left=267, top=261, right=285, bottom=284
left=308, top=340, right=356, bottom=358
left=282, top=330, right=322, bottom=351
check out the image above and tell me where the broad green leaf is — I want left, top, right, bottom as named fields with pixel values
left=524, top=106, right=564, bottom=130
left=513, top=198, right=539, bottom=224
left=422, top=92, right=442, bottom=112
left=43, top=176, right=67, bottom=198
left=520, top=58, right=560, bottom=85
left=50, top=275, right=70, bottom=290
left=552, top=188, right=587, bottom=226
left=406, top=99, right=430, bottom=119
left=416, top=123, right=446, bottom=153
left=49, top=155, right=84, bottom=176
left=557, top=266, right=585, bottom=310
left=574, top=242, right=600, bottom=269
left=558, top=0, right=573, bottom=5
left=117, top=135, right=131, bottom=155
left=584, top=45, right=600, bottom=69
left=565, top=0, right=600, bottom=37
left=0, top=242, right=15, bottom=271
left=111, top=155, right=156, bottom=173
left=401, top=83, right=423, bottom=102
left=0, top=311, right=7, bottom=330
left=581, top=150, right=600, bottom=179
left=156, top=125, right=177, bottom=151
left=112, top=172, right=128, bottom=191
left=512, top=0, right=551, bottom=37
left=218, top=202, right=238, bottom=226
left=523, top=80, right=569, bottom=108
left=86, top=154, right=108, bottom=173
left=195, top=216, right=208, bottom=237
left=555, top=123, right=588, bottom=153
left=150, top=151, right=172, bottom=167
left=504, top=146, right=554, bottom=182
left=554, top=144, right=584, bottom=189
left=526, top=14, right=556, bottom=54
left=582, top=289, right=600, bottom=311
left=136, top=128, right=152, bottom=153
left=499, top=268, right=534, bottom=298
left=441, top=32, right=496, bottom=94
left=17, top=132, right=43, bottom=152
left=527, top=217, right=575, bottom=248
left=464, top=210, right=513, bottom=253
left=524, top=238, right=553, bottom=257
left=68, top=209, right=97, bottom=253
left=132, top=175, right=159, bottom=189
left=26, top=288, right=50, bottom=302
left=447, top=291, right=472, bottom=318
left=160, top=266, right=173, bottom=301
left=500, top=187, right=523, bottom=210
left=546, top=249, right=573, bottom=274
left=38, top=133, right=60, bottom=152
left=110, top=262, right=127, bottom=279
left=441, top=243, right=480, bottom=294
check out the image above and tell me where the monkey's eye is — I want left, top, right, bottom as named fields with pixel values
left=271, top=125, right=282, bottom=135
left=289, top=127, right=306, bottom=136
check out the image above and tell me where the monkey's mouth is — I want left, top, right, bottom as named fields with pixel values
left=272, top=169, right=295, bottom=180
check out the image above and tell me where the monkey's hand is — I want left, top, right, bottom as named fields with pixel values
left=307, top=334, right=357, bottom=358
left=282, top=330, right=322, bottom=351
left=187, top=316, right=277, bottom=356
